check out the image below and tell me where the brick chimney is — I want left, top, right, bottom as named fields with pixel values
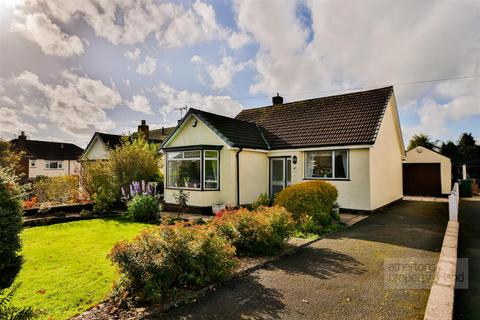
left=272, top=93, right=283, bottom=105
left=137, top=120, right=149, bottom=141
left=17, top=131, right=27, bottom=149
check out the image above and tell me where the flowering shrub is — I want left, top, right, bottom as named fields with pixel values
left=22, top=196, right=37, bottom=209
left=121, top=180, right=160, bottom=202
left=211, top=206, right=295, bottom=256
left=109, top=223, right=237, bottom=302
left=214, top=209, right=234, bottom=219
left=274, top=181, right=338, bottom=226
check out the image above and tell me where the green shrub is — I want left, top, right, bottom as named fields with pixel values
left=251, top=193, right=271, bottom=210
left=274, top=181, right=338, bottom=226
left=0, top=167, right=23, bottom=289
left=33, top=175, right=79, bottom=204
left=211, top=206, right=295, bottom=256
left=127, top=195, right=159, bottom=223
left=109, top=224, right=237, bottom=302
left=80, top=161, right=119, bottom=213
left=109, top=135, right=160, bottom=189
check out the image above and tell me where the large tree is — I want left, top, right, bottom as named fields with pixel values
left=0, top=139, right=23, bottom=176
left=457, top=132, right=480, bottom=162
left=407, top=133, right=436, bottom=151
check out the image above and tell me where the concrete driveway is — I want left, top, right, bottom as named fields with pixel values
left=155, top=201, right=448, bottom=320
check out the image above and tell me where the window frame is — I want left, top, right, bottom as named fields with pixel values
left=30, top=160, right=36, bottom=168
left=203, top=150, right=220, bottom=190
left=165, top=146, right=221, bottom=191
left=304, top=150, right=349, bottom=180
left=45, top=160, right=63, bottom=170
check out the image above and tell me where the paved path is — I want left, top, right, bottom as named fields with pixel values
left=454, top=200, right=480, bottom=319
left=154, top=201, right=448, bottom=320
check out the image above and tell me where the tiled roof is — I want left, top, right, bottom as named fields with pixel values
left=190, top=109, right=269, bottom=149
left=11, top=139, right=84, bottom=160
left=235, top=86, right=393, bottom=149
left=96, top=132, right=123, bottom=148
left=149, top=127, right=175, bottom=141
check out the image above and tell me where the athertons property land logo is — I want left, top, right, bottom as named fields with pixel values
left=384, top=258, right=468, bottom=289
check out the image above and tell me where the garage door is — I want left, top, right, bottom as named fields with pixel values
left=403, top=163, right=442, bottom=196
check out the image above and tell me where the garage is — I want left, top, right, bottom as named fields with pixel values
left=403, top=146, right=452, bottom=196
left=403, top=163, right=442, bottom=196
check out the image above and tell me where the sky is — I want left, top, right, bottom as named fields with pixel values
left=0, top=0, right=479, bottom=148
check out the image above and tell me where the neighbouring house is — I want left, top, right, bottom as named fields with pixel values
left=160, top=86, right=405, bottom=213
left=81, top=120, right=175, bottom=161
left=403, top=146, right=452, bottom=196
left=459, top=158, right=480, bottom=193
left=11, top=132, right=84, bottom=180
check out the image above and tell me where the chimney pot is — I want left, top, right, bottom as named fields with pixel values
left=138, top=120, right=149, bottom=141
left=272, top=93, right=283, bottom=105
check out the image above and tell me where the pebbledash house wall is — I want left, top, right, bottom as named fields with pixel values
left=163, top=96, right=404, bottom=211
left=28, top=159, right=81, bottom=178
left=163, top=114, right=237, bottom=207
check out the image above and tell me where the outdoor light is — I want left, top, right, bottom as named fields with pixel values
left=292, top=155, right=297, bottom=164
left=191, top=119, right=198, bottom=127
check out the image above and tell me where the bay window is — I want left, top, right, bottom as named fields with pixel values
left=166, top=149, right=220, bottom=190
left=305, top=150, right=348, bottom=179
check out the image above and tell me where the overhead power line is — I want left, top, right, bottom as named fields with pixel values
left=138, top=73, right=480, bottom=107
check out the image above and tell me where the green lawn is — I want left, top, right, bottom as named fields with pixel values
left=10, top=218, right=150, bottom=319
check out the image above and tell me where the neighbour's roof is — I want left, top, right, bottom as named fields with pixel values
left=95, top=132, right=123, bottom=148
left=149, top=127, right=175, bottom=141
left=11, top=139, right=84, bottom=160
left=235, top=86, right=394, bottom=149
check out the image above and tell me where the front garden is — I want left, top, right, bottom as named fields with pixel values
left=11, top=218, right=150, bottom=319
left=1, top=135, right=345, bottom=319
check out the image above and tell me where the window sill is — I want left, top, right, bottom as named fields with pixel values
left=303, top=178, right=350, bottom=181
left=165, top=187, right=220, bottom=192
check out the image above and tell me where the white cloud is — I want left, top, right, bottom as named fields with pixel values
left=13, top=70, right=121, bottom=137
left=11, top=13, right=85, bottom=57
left=22, top=0, right=227, bottom=48
left=124, top=47, right=141, bottom=60
left=206, top=56, right=251, bottom=90
left=227, top=31, right=251, bottom=49
left=153, top=82, right=243, bottom=122
left=38, top=123, right=48, bottom=130
left=191, top=55, right=203, bottom=63
left=0, top=96, right=16, bottom=106
left=0, top=107, right=37, bottom=138
left=136, top=56, right=157, bottom=75
left=126, top=95, right=154, bottom=115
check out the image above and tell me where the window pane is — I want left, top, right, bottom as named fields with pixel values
left=58, top=161, right=63, bottom=169
left=205, top=150, right=218, bottom=158
left=306, top=151, right=332, bottom=178
left=184, top=150, right=201, bottom=158
left=286, top=159, right=292, bottom=184
left=271, top=159, right=284, bottom=181
left=167, top=159, right=201, bottom=189
left=204, top=159, right=218, bottom=188
left=50, top=161, right=58, bottom=169
left=334, top=150, right=348, bottom=178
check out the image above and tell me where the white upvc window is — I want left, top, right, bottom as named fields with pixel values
left=30, top=160, right=36, bottom=167
left=203, top=150, right=219, bottom=190
left=166, top=149, right=220, bottom=190
left=304, top=150, right=349, bottom=180
left=45, top=160, right=63, bottom=169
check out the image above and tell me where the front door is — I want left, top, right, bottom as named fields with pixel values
left=270, top=157, right=292, bottom=198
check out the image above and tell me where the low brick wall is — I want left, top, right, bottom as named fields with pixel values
left=423, top=220, right=459, bottom=320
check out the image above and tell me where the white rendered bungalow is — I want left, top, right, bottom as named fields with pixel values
left=160, top=86, right=405, bottom=213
